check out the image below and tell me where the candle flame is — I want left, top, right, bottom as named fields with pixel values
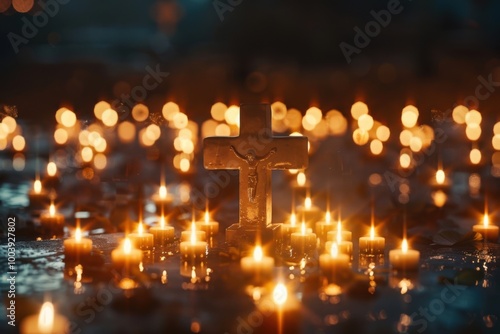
left=253, top=246, right=263, bottom=262
left=325, top=211, right=331, bottom=224
left=436, top=169, right=445, bottom=185
left=290, top=212, right=296, bottom=227
left=191, top=266, right=196, bottom=280
left=49, top=203, right=55, bottom=216
left=483, top=214, right=489, bottom=227
left=330, top=242, right=339, bottom=257
left=204, top=210, right=210, bottom=224
left=301, top=222, right=306, bottom=235
left=159, top=185, right=167, bottom=199
left=38, top=302, right=54, bottom=333
left=305, top=197, right=312, bottom=209
left=123, top=238, right=132, bottom=254
left=34, top=179, right=42, bottom=193
left=297, top=172, right=306, bottom=187
left=138, top=222, right=143, bottom=235
left=336, top=220, right=342, bottom=244
left=402, top=239, right=408, bottom=253
left=160, top=215, right=166, bottom=228
left=190, top=222, right=196, bottom=244
left=370, top=225, right=375, bottom=240
left=75, top=228, right=82, bottom=242
left=272, top=283, right=288, bottom=306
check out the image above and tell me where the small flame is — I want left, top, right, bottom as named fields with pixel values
left=325, top=211, right=331, bottom=224
left=191, top=266, right=197, bottom=280
left=305, top=197, right=312, bottom=209
left=75, top=228, right=82, bottom=242
left=370, top=225, right=375, bottom=240
left=34, top=179, right=42, bottom=193
left=330, top=242, right=339, bottom=257
left=297, top=172, right=306, bottom=187
left=272, top=283, right=288, bottom=306
left=204, top=210, right=210, bottom=224
left=253, top=246, right=263, bottom=262
left=290, top=212, right=296, bottom=227
left=436, top=169, right=445, bottom=185
left=123, top=238, right=132, bottom=254
left=483, top=214, right=489, bottom=227
left=159, top=185, right=167, bottom=199
left=336, top=220, right=342, bottom=244
left=38, top=302, right=54, bottom=333
left=190, top=222, right=196, bottom=244
left=301, top=222, right=306, bottom=235
left=138, top=222, right=144, bottom=235
left=402, top=239, right=408, bottom=253
left=160, top=215, right=166, bottom=228
left=49, top=203, right=55, bottom=216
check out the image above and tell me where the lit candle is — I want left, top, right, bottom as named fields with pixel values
left=295, top=196, right=323, bottom=224
left=63, top=227, right=92, bottom=262
left=359, top=225, right=385, bottom=254
left=40, top=202, right=65, bottom=238
left=389, top=239, right=420, bottom=271
left=181, top=221, right=206, bottom=242
left=435, top=169, right=446, bottom=185
left=281, top=212, right=301, bottom=239
left=315, top=211, right=336, bottom=243
left=149, top=215, right=175, bottom=247
left=326, top=219, right=352, bottom=242
left=326, top=220, right=352, bottom=256
left=111, top=238, right=143, bottom=269
left=128, top=222, right=154, bottom=251
left=180, top=223, right=207, bottom=262
left=240, top=245, right=275, bottom=282
left=319, top=242, right=350, bottom=279
left=28, top=179, right=49, bottom=210
left=195, top=210, right=219, bottom=238
left=152, top=184, right=174, bottom=212
left=20, top=302, right=69, bottom=334
left=473, top=214, right=499, bottom=242
left=290, top=221, right=316, bottom=254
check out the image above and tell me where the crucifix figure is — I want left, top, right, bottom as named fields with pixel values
left=204, top=104, right=308, bottom=245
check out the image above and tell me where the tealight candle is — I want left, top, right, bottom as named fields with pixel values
left=326, top=221, right=352, bottom=256
left=180, top=223, right=207, bottom=262
left=290, top=222, right=317, bottom=254
left=240, top=246, right=275, bottom=282
left=195, top=210, right=219, bottom=238
left=389, top=239, right=420, bottom=271
left=295, top=196, right=323, bottom=224
left=20, top=302, right=69, bottom=334
left=149, top=215, right=175, bottom=247
left=326, top=219, right=352, bottom=242
left=111, top=238, right=143, bottom=269
left=64, top=227, right=92, bottom=262
left=40, top=203, right=65, bottom=238
left=28, top=179, right=49, bottom=211
left=181, top=222, right=206, bottom=242
left=128, top=222, right=154, bottom=251
left=152, top=184, right=174, bottom=212
left=472, top=214, right=499, bottom=242
left=315, top=211, right=336, bottom=243
left=281, top=212, right=301, bottom=239
left=359, top=226, right=385, bottom=254
left=319, top=242, right=350, bottom=279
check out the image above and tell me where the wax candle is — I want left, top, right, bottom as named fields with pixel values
left=40, top=203, right=65, bottom=238
left=315, top=211, right=336, bottom=243
left=181, top=221, right=206, bottom=242
left=111, top=238, right=143, bottom=269
left=180, top=223, right=207, bottom=262
left=295, top=196, right=323, bottom=224
left=149, top=215, right=175, bottom=247
left=389, top=239, right=420, bottom=271
left=281, top=212, right=301, bottom=238
left=325, top=221, right=352, bottom=256
left=290, top=222, right=317, bottom=254
left=128, top=222, right=154, bottom=251
left=326, top=219, right=352, bottom=242
left=64, top=227, right=92, bottom=262
left=152, top=184, right=174, bottom=212
left=240, top=246, right=275, bottom=282
left=195, top=210, right=219, bottom=238
left=28, top=179, right=49, bottom=211
left=359, top=225, right=385, bottom=254
left=20, top=302, right=69, bottom=334
left=472, top=214, right=499, bottom=242
left=319, top=242, right=350, bottom=279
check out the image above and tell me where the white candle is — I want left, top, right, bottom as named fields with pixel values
left=40, top=203, right=65, bottom=238
left=128, top=222, right=154, bottom=250
left=359, top=225, right=385, bottom=254
left=290, top=222, right=316, bottom=254
left=149, top=215, right=175, bottom=247
left=240, top=246, right=275, bottom=282
left=319, top=242, right=350, bottom=279
left=472, top=214, right=499, bottom=242
left=20, top=302, right=69, bottom=334
left=180, top=223, right=207, bottom=262
left=389, top=239, right=420, bottom=271
left=63, top=227, right=92, bottom=262
left=295, top=196, right=323, bottom=224
left=111, top=238, right=143, bottom=269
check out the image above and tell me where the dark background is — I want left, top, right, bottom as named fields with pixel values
left=1, top=0, right=500, bottom=126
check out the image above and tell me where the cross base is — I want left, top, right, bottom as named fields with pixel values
left=226, top=224, right=282, bottom=255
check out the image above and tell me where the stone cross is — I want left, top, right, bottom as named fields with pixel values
left=203, top=104, right=308, bottom=241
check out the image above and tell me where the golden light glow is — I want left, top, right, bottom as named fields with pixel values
left=34, top=179, right=42, bottom=193
left=225, top=105, right=240, bottom=126
left=290, top=212, right=296, bottom=226
left=47, top=162, right=57, bottom=177
left=160, top=215, right=166, bottom=228
left=204, top=210, right=210, bottom=224
left=306, top=106, right=322, bottom=124
left=409, top=136, right=422, bottom=152
left=399, top=129, right=412, bottom=146
left=61, top=110, right=77, bottom=128
left=370, top=225, right=375, bottom=240
left=492, top=134, right=500, bottom=150
left=436, top=169, right=445, bottom=184
left=465, top=124, right=481, bottom=141
left=325, top=211, right=331, bottom=224
left=180, top=158, right=190, bottom=172
left=215, top=123, right=231, bottom=136
left=400, top=153, right=411, bottom=168
left=94, top=101, right=111, bottom=120
left=138, top=222, right=144, bottom=235
left=102, top=108, right=118, bottom=127
left=146, top=124, right=161, bottom=141
left=2, top=116, right=17, bottom=134
left=271, top=101, right=287, bottom=120
left=49, top=203, right=55, bottom=216
left=483, top=214, right=489, bottom=227
left=159, top=185, right=167, bottom=199
left=353, top=128, right=369, bottom=145
left=132, top=104, right=149, bottom=122
left=494, top=122, right=500, bottom=135
left=81, top=147, right=93, bottom=162
left=432, top=190, right=447, bottom=207
left=297, top=172, right=306, bottom=187
left=12, top=135, right=25, bottom=151
left=117, top=121, right=136, bottom=143
left=93, top=137, right=107, bottom=153
left=211, top=102, right=227, bottom=121
left=452, top=105, right=468, bottom=124
left=402, top=239, right=408, bottom=253
left=162, top=102, right=180, bottom=121
left=272, top=283, right=288, bottom=306
left=326, top=109, right=348, bottom=135
left=301, top=222, right=306, bottom=235
left=38, top=302, right=55, bottom=333
left=305, top=197, right=312, bottom=209
left=465, top=109, right=482, bottom=125
left=336, top=223, right=342, bottom=244
left=376, top=125, right=390, bottom=142
left=401, top=105, right=419, bottom=128
left=93, top=153, right=107, bottom=170
left=330, top=242, right=339, bottom=257
left=358, top=114, right=374, bottom=131
left=350, top=101, right=368, bottom=120
left=190, top=222, right=197, bottom=244
left=253, top=246, right=263, bottom=262
left=123, top=238, right=132, bottom=254
left=370, top=139, right=383, bottom=155
left=75, top=228, right=82, bottom=242
left=470, top=148, right=481, bottom=164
